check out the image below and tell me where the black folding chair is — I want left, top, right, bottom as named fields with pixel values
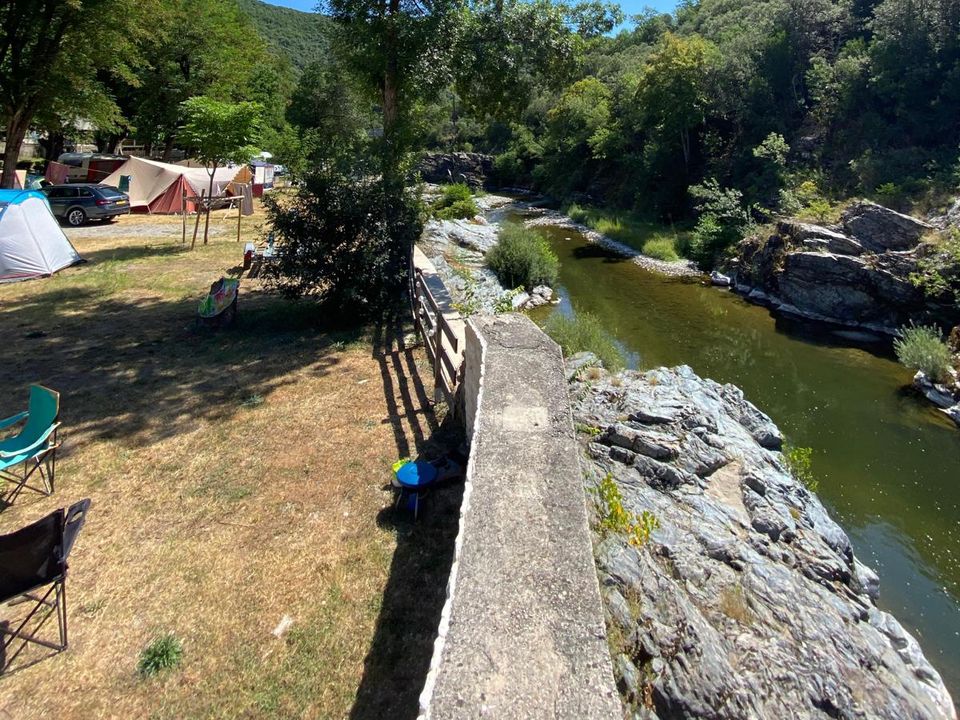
left=0, top=499, right=91, bottom=672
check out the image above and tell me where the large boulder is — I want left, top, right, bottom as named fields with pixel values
left=417, top=152, right=494, bottom=188
left=842, top=200, right=933, bottom=252
left=572, top=364, right=957, bottom=720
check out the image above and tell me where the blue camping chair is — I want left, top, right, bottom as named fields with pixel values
left=0, top=386, right=62, bottom=503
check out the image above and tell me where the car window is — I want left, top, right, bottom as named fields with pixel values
left=46, top=187, right=74, bottom=198
left=77, top=188, right=95, bottom=198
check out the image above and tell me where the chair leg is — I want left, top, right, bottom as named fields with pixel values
left=1, top=580, right=66, bottom=672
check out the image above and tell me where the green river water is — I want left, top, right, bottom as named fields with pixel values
left=525, top=220, right=960, bottom=698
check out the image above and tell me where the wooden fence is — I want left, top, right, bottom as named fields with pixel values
left=413, top=268, right=464, bottom=408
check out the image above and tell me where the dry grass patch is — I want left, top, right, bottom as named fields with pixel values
left=0, top=211, right=461, bottom=719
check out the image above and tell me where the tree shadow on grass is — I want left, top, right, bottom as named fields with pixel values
left=0, top=284, right=363, bottom=461
left=349, top=312, right=465, bottom=720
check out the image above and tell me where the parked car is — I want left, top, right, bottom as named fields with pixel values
left=42, top=183, right=130, bottom=226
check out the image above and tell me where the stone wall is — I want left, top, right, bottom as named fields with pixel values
left=417, top=314, right=621, bottom=719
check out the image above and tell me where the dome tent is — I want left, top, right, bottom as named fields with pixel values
left=0, top=190, right=83, bottom=283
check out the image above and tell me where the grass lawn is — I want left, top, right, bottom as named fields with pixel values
left=0, top=209, right=461, bottom=718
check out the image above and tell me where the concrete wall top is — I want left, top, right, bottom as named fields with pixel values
left=419, top=313, right=621, bottom=719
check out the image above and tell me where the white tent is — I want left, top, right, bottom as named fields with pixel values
left=102, top=157, right=242, bottom=214
left=0, top=190, right=83, bottom=283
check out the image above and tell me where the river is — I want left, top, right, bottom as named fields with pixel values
left=521, top=217, right=960, bottom=698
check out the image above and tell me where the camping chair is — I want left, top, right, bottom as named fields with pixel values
left=0, top=386, right=62, bottom=504
left=0, top=498, right=91, bottom=671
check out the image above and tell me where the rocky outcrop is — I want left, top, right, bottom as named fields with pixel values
left=734, top=203, right=955, bottom=333
left=417, top=152, right=494, bottom=188
left=570, top=361, right=957, bottom=720
left=841, top=201, right=933, bottom=252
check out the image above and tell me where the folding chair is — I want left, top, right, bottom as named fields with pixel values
left=0, top=498, right=91, bottom=672
left=0, top=385, right=62, bottom=503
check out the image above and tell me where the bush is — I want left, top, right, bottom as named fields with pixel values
left=431, top=183, right=478, bottom=220
left=435, top=198, right=479, bottom=220
left=544, top=312, right=625, bottom=371
left=894, top=323, right=953, bottom=382
left=138, top=633, right=183, bottom=677
left=265, top=171, right=422, bottom=317
left=688, top=179, right=751, bottom=268
left=641, top=237, right=679, bottom=261
left=566, top=203, right=589, bottom=224
left=487, top=224, right=559, bottom=290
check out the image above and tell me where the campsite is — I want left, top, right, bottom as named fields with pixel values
left=0, top=209, right=459, bottom=717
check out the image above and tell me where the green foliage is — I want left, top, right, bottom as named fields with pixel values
left=179, top=96, right=263, bottom=169
left=783, top=445, right=818, bottom=493
left=688, top=179, right=750, bottom=267
left=641, top=237, right=679, bottom=262
left=494, top=287, right=526, bottom=314
left=431, top=183, right=479, bottom=220
left=266, top=169, right=423, bottom=317
left=911, top=230, right=960, bottom=307
left=894, top=323, right=953, bottom=383
left=567, top=203, right=589, bottom=224
left=138, top=633, right=184, bottom=677
left=236, top=0, right=331, bottom=73
left=591, top=472, right=660, bottom=548
left=487, top=225, right=559, bottom=290
left=544, top=312, right=625, bottom=372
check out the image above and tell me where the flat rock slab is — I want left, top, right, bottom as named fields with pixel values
left=424, top=314, right=620, bottom=719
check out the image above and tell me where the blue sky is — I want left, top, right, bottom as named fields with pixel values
left=263, top=0, right=679, bottom=23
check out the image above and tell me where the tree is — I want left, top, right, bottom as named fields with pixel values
left=179, top=96, right=262, bottom=247
left=0, top=0, right=140, bottom=187
left=635, top=32, right=719, bottom=170
left=323, top=0, right=464, bottom=187
left=99, top=0, right=271, bottom=159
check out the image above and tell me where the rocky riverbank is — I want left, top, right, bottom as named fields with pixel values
left=733, top=201, right=959, bottom=334
left=568, top=357, right=957, bottom=719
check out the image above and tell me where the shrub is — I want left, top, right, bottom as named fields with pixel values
left=544, top=312, right=626, bottom=372
left=435, top=198, right=479, bottom=220
left=591, top=472, right=659, bottom=548
left=566, top=203, right=589, bottom=224
left=487, top=224, right=559, bottom=290
left=138, top=633, right=183, bottom=677
left=265, top=171, right=422, bottom=317
left=688, top=179, right=751, bottom=268
left=431, top=183, right=478, bottom=220
left=894, top=323, right=953, bottom=382
left=641, top=237, right=679, bottom=262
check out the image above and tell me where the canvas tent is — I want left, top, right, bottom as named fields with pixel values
left=0, top=190, right=83, bottom=283
left=102, top=157, right=243, bottom=214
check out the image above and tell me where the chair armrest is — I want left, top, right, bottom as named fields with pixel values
left=0, top=411, right=27, bottom=430
left=0, top=422, right=58, bottom=458
left=63, top=498, right=91, bottom=559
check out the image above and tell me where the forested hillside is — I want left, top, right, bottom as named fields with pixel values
left=237, top=0, right=330, bottom=72
left=417, top=0, right=960, bottom=262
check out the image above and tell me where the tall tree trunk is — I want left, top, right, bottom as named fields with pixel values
left=202, top=163, right=217, bottom=246
left=161, top=135, right=176, bottom=162
left=1, top=113, right=29, bottom=189
left=382, top=0, right=401, bottom=192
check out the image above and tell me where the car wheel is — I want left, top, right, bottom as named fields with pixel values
left=66, top=208, right=86, bottom=227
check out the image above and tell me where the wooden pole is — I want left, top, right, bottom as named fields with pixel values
left=236, top=187, right=243, bottom=242
left=190, top=190, right=204, bottom=250
left=181, top=185, right=186, bottom=245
